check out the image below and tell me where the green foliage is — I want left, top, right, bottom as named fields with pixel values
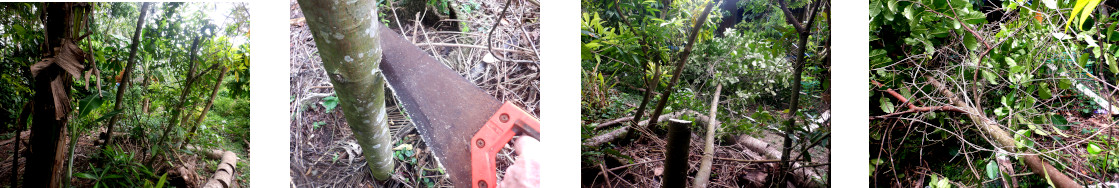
left=0, top=3, right=250, bottom=186
left=871, top=0, right=1119, bottom=185
left=321, top=96, right=339, bottom=112
left=928, top=174, right=951, bottom=188
left=77, top=146, right=158, bottom=187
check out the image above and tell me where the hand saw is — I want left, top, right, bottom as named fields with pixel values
left=377, top=24, right=540, bottom=188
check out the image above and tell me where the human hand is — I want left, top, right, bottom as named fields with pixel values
left=498, top=136, right=540, bottom=188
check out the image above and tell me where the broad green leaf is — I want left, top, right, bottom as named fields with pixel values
left=155, top=173, right=168, bottom=188
left=322, top=96, right=339, bottom=112
left=887, top=0, right=898, bottom=14
left=1039, top=82, right=1053, bottom=99
left=903, top=5, right=915, bottom=20
left=1087, top=143, right=1102, bottom=155
left=75, top=172, right=98, bottom=179
left=937, top=177, right=950, bottom=188
left=93, top=109, right=124, bottom=122
left=880, top=96, right=895, bottom=113
left=78, top=94, right=104, bottom=118
left=963, top=32, right=978, bottom=51
left=1109, top=54, right=1118, bottom=74
left=986, top=160, right=999, bottom=179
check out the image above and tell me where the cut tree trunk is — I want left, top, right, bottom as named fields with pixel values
left=693, top=84, right=721, bottom=188
left=100, top=2, right=150, bottom=148
left=181, top=66, right=229, bottom=149
left=925, top=76, right=1080, bottom=187
left=297, top=0, right=395, bottom=180
left=662, top=119, right=692, bottom=188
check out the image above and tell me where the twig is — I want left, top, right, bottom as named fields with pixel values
left=413, top=42, right=531, bottom=54
left=486, top=0, right=514, bottom=62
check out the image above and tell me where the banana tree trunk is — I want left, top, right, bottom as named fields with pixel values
left=25, top=3, right=90, bottom=188
left=297, top=0, right=394, bottom=180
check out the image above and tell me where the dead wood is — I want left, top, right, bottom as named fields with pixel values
left=925, top=75, right=1080, bottom=187
left=583, top=110, right=715, bottom=147
left=202, top=150, right=238, bottom=188
left=735, top=135, right=822, bottom=188
left=693, top=84, right=721, bottom=188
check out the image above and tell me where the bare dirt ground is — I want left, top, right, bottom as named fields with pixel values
left=289, top=0, right=540, bottom=187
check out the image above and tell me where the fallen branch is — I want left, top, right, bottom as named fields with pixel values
left=693, top=84, right=721, bottom=188
left=583, top=110, right=714, bottom=147
left=592, top=116, right=635, bottom=130
left=871, top=80, right=965, bottom=119
left=735, top=135, right=823, bottom=188
left=925, top=75, right=1080, bottom=188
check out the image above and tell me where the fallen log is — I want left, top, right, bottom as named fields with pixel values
left=924, top=76, right=1080, bottom=187
left=186, top=146, right=239, bottom=188
left=202, top=150, right=238, bottom=188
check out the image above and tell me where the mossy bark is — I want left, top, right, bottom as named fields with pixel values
left=298, top=0, right=394, bottom=180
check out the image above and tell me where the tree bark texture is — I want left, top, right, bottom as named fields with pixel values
left=297, top=0, right=395, bottom=180
left=100, top=2, right=150, bottom=148
left=662, top=119, right=692, bottom=188
left=25, top=3, right=90, bottom=188
left=181, top=66, right=228, bottom=149
left=693, top=84, right=721, bottom=187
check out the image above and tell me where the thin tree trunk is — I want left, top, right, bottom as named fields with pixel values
left=775, top=0, right=824, bottom=186
left=297, top=0, right=394, bottom=180
left=10, top=102, right=31, bottom=187
left=647, top=1, right=717, bottom=128
left=100, top=2, right=150, bottom=148
left=693, top=84, right=721, bottom=187
left=662, top=119, right=692, bottom=188
left=181, top=66, right=228, bottom=149
left=150, top=37, right=203, bottom=164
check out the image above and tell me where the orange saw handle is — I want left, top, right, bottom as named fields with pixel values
left=470, top=102, right=540, bottom=188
